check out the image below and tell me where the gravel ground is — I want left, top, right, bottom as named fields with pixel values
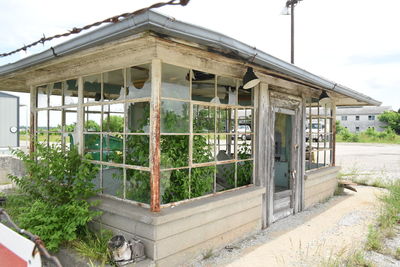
left=187, top=143, right=400, bottom=267
left=187, top=187, right=382, bottom=267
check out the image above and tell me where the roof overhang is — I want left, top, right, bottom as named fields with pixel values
left=0, top=11, right=381, bottom=106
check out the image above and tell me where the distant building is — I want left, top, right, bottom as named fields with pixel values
left=0, top=92, right=19, bottom=148
left=336, top=106, right=392, bottom=133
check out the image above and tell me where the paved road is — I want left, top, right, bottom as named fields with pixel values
left=336, top=142, right=400, bottom=182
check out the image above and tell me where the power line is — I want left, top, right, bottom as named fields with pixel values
left=0, top=0, right=190, bottom=58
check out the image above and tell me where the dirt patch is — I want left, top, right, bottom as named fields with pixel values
left=188, top=186, right=382, bottom=267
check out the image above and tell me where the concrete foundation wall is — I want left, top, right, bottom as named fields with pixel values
left=304, top=166, right=340, bottom=209
left=0, top=155, right=25, bottom=184
left=91, top=186, right=264, bottom=266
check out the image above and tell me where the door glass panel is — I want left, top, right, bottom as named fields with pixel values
left=274, top=113, right=292, bottom=192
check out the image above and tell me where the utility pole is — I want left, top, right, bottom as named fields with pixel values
left=282, top=0, right=303, bottom=64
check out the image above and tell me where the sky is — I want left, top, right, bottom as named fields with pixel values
left=1, top=0, right=399, bottom=126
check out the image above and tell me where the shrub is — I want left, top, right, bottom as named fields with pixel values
left=7, top=143, right=100, bottom=251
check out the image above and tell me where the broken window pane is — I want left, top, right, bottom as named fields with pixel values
left=84, top=106, right=101, bottom=132
left=83, top=74, right=101, bottom=103
left=127, top=64, right=151, bottom=99
left=103, top=69, right=124, bottom=101
left=162, top=63, right=190, bottom=99
left=191, top=70, right=215, bottom=102
left=64, top=79, right=78, bottom=105
left=217, top=76, right=237, bottom=105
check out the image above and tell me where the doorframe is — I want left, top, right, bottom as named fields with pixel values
left=266, top=92, right=303, bottom=225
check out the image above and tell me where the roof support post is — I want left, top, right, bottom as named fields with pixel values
left=29, top=85, right=36, bottom=157
left=332, top=100, right=337, bottom=166
left=150, top=58, right=161, bottom=212
left=77, top=77, right=84, bottom=155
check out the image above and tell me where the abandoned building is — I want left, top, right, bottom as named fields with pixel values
left=0, top=11, right=380, bottom=266
left=336, top=106, right=391, bottom=133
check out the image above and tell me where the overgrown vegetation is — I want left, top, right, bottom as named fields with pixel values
left=379, top=110, right=400, bottom=134
left=6, top=143, right=100, bottom=251
left=365, top=180, right=400, bottom=259
left=336, top=121, right=400, bottom=144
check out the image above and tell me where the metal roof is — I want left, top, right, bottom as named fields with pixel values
left=0, top=10, right=381, bottom=106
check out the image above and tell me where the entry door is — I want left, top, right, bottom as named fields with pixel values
left=272, top=110, right=296, bottom=222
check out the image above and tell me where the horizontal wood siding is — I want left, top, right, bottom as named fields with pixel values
left=91, top=187, right=264, bottom=265
left=304, top=166, right=340, bottom=209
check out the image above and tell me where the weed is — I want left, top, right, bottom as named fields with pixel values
left=202, top=248, right=214, bottom=260
left=395, top=248, right=400, bottom=260
left=70, top=228, right=113, bottom=265
left=365, top=226, right=382, bottom=252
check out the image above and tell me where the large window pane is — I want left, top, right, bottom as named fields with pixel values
left=102, top=134, right=123, bottom=164
left=127, top=102, right=150, bottom=133
left=84, top=106, right=101, bottom=132
left=216, top=134, right=235, bottom=162
left=237, top=161, right=252, bottom=187
left=161, top=135, right=189, bottom=169
left=161, top=169, right=189, bottom=204
left=65, top=108, right=77, bottom=132
left=37, top=85, right=48, bottom=108
left=193, top=105, right=215, bottom=133
left=217, top=108, right=235, bottom=133
left=102, top=166, right=124, bottom=197
left=84, top=134, right=101, bottom=161
left=49, top=82, right=62, bottom=107
left=103, top=104, right=124, bottom=133
left=161, top=100, right=189, bottom=133
left=127, top=64, right=151, bottom=99
left=162, top=64, right=190, bottom=99
left=216, top=163, right=235, bottom=191
left=37, top=110, right=48, bottom=131
left=193, top=134, right=214, bottom=164
left=126, top=169, right=150, bottom=204
left=190, top=166, right=215, bottom=198
left=125, top=135, right=149, bottom=167
left=49, top=110, right=62, bottom=132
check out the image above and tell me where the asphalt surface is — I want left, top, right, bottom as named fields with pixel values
left=336, top=142, right=400, bottom=182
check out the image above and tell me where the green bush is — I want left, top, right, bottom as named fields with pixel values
left=7, top=143, right=100, bottom=251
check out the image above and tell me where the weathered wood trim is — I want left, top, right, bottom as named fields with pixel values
left=256, top=82, right=269, bottom=228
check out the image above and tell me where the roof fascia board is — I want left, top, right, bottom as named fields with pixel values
left=0, top=11, right=381, bottom=106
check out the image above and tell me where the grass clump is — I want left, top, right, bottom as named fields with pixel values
left=70, top=228, right=113, bottom=265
